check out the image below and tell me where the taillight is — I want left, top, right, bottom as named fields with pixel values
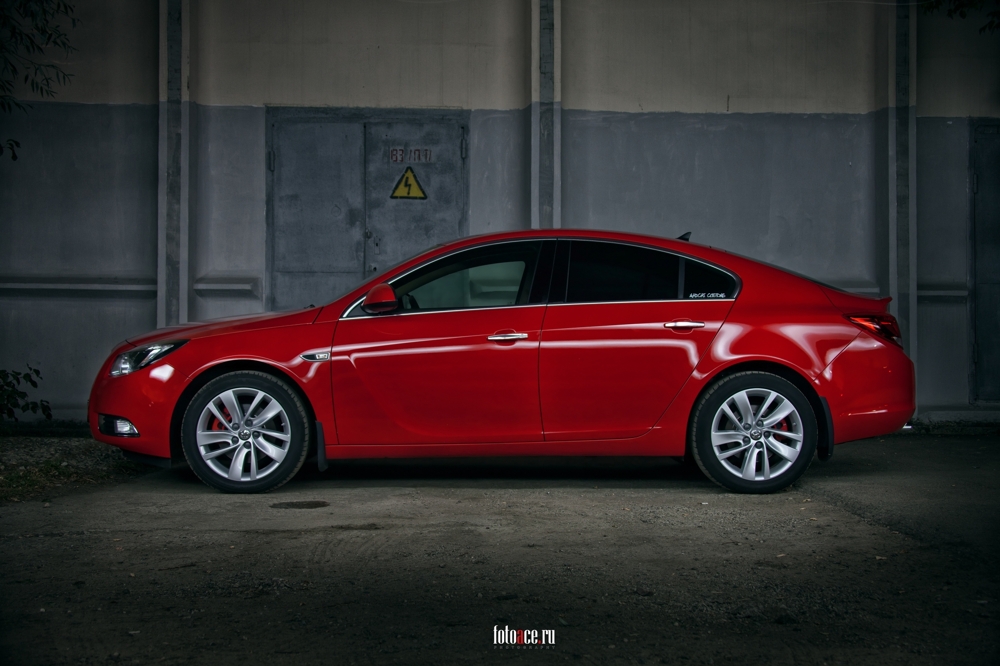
left=846, top=314, right=902, bottom=346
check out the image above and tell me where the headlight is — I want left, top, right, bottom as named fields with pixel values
left=109, top=340, right=187, bottom=376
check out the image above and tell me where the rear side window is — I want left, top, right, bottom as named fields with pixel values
left=566, top=241, right=680, bottom=303
left=682, top=258, right=738, bottom=299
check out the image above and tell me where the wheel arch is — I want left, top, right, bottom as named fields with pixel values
left=685, top=360, right=834, bottom=461
left=169, top=360, right=318, bottom=462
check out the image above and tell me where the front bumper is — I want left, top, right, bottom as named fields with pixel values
left=88, top=348, right=187, bottom=459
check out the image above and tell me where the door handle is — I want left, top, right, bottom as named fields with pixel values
left=487, top=332, right=529, bottom=342
left=664, top=321, right=705, bottom=329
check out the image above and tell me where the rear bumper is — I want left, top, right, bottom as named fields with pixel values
left=820, top=332, right=915, bottom=444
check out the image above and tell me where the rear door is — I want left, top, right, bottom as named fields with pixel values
left=538, top=240, right=737, bottom=441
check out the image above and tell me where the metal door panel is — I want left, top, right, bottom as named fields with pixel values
left=364, top=122, right=466, bottom=274
left=271, top=121, right=364, bottom=310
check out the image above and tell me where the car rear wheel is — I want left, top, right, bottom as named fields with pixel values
left=181, top=371, right=310, bottom=493
left=691, top=371, right=816, bottom=494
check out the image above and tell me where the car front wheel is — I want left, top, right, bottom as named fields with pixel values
left=691, top=371, right=817, bottom=494
left=181, top=371, right=310, bottom=493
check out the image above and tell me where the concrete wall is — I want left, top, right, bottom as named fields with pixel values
left=0, top=0, right=160, bottom=419
left=914, top=10, right=1000, bottom=413
left=190, top=0, right=530, bottom=109
left=1, top=0, right=996, bottom=421
left=562, top=0, right=887, bottom=115
left=560, top=0, right=888, bottom=293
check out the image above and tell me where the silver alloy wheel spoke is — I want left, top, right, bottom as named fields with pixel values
left=733, top=391, right=755, bottom=425
left=757, top=391, right=778, bottom=422
left=711, top=387, right=803, bottom=483
left=207, top=402, right=234, bottom=430
left=245, top=390, right=265, bottom=421
left=248, top=444, right=258, bottom=480
left=228, top=446, right=249, bottom=480
left=741, top=446, right=759, bottom=480
left=219, top=390, right=244, bottom=426
left=763, top=399, right=796, bottom=428
left=254, top=398, right=284, bottom=426
left=202, top=442, right=241, bottom=460
left=720, top=403, right=743, bottom=429
left=196, top=387, right=292, bottom=483
left=253, top=438, right=286, bottom=462
left=711, top=430, right=745, bottom=447
left=767, top=429, right=802, bottom=442
left=765, top=437, right=799, bottom=462
left=718, top=441, right=753, bottom=459
left=255, top=428, right=291, bottom=442
left=197, top=430, right=235, bottom=447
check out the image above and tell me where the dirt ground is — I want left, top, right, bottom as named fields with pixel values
left=0, top=433, right=997, bottom=665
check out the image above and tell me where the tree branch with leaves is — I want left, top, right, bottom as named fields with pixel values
left=0, top=0, right=79, bottom=161
left=923, top=0, right=1000, bottom=34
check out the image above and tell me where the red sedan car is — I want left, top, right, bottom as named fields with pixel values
left=89, top=230, right=914, bottom=494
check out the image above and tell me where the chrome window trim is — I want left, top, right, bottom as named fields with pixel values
left=342, top=302, right=548, bottom=321
left=339, top=236, right=742, bottom=319
left=546, top=299, right=736, bottom=306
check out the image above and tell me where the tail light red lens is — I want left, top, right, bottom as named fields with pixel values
left=846, top=314, right=902, bottom=346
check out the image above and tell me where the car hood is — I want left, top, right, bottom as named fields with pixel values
left=126, top=308, right=321, bottom=347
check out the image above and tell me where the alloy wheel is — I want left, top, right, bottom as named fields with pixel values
left=195, top=388, right=292, bottom=482
left=709, top=388, right=804, bottom=482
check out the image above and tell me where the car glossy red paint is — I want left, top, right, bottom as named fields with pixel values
left=89, top=229, right=915, bottom=493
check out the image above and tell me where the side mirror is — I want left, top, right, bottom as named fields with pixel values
left=361, top=283, right=399, bottom=314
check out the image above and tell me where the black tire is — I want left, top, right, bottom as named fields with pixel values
left=690, top=371, right=816, bottom=494
left=181, top=371, right=310, bottom=493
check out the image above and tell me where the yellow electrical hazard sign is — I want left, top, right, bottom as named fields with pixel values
left=390, top=167, right=427, bottom=200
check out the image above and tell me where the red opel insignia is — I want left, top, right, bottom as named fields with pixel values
left=89, top=231, right=914, bottom=494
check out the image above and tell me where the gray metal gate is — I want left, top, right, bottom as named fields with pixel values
left=364, top=122, right=467, bottom=273
left=973, top=124, right=1000, bottom=402
left=268, top=112, right=468, bottom=311
left=269, top=121, right=365, bottom=311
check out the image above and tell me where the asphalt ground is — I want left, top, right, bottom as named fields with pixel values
left=0, top=433, right=997, bottom=665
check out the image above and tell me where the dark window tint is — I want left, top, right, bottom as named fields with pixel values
left=682, top=259, right=737, bottom=299
left=388, top=241, right=543, bottom=312
left=528, top=240, right=558, bottom=304
left=566, top=241, right=680, bottom=303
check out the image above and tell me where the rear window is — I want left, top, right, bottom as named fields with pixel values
left=560, top=240, right=738, bottom=303
left=682, top=258, right=738, bottom=299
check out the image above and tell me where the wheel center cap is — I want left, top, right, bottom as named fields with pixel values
left=239, top=429, right=251, bottom=441
left=750, top=429, right=762, bottom=440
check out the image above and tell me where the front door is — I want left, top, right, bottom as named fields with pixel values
left=539, top=240, right=736, bottom=441
left=332, top=241, right=547, bottom=445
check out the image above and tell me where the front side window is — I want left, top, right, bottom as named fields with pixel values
left=387, top=241, right=543, bottom=313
